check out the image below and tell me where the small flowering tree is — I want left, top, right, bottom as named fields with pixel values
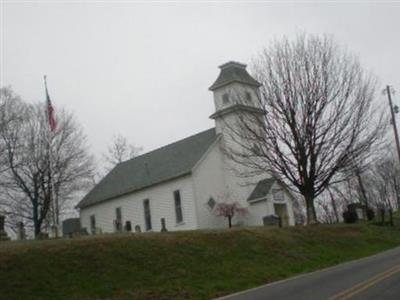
left=215, top=202, right=247, bottom=228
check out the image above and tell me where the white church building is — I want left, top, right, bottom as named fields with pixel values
left=77, top=61, right=296, bottom=234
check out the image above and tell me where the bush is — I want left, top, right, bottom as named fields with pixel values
left=366, top=208, right=375, bottom=221
left=343, top=210, right=358, bottom=223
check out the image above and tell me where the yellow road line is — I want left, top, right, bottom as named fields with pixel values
left=329, top=264, right=400, bottom=300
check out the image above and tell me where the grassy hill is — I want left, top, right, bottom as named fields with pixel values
left=1, top=224, right=400, bottom=300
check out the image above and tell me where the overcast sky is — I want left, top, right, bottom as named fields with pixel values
left=1, top=1, right=400, bottom=167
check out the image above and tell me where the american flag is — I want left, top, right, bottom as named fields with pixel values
left=44, top=76, right=56, bottom=132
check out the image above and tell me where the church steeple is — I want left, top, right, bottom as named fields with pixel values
left=209, top=61, right=261, bottom=91
left=209, top=61, right=263, bottom=134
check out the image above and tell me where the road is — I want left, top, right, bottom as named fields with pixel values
left=217, top=246, right=400, bottom=300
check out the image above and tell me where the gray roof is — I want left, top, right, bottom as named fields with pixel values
left=247, top=178, right=276, bottom=201
left=209, top=61, right=261, bottom=91
left=209, top=104, right=264, bottom=120
left=77, top=128, right=218, bottom=209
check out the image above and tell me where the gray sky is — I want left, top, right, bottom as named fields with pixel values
left=1, top=1, right=400, bottom=166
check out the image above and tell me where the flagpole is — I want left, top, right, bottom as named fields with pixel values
left=44, top=75, right=59, bottom=238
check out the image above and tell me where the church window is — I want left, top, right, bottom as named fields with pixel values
left=143, top=199, right=152, bottom=231
left=174, top=190, right=183, bottom=224
left=222, top=93, right=230, bottom=105
left=90, top=215, right=96, bottom=235
left=115, top=207, right=122, bottom=232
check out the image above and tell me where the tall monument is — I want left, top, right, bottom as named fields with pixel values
left=0, top=215, right=10, bottom=241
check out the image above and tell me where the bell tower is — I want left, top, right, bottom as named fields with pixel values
left=209, top=61, right=263, bottom=135
left=209, top=61, right=266, bottom=206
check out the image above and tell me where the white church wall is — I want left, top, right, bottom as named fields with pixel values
left=216, top=116, right=270, bottom=223
left=80, top=175, right=198, bottom=234
left=191, top=132, right=273, bottom=227
left=191, top=140, right=230, bottom=229
left=247, top=200, right=270, bottom=226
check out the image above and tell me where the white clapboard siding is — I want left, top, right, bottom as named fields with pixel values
left=191, top=139, right=229, bottom=229
left=80, top=175, right=198, bottom=234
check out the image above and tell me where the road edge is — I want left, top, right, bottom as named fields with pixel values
left=215, top=245, right=400, bottom=300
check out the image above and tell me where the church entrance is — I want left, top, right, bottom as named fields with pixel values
left=274, top=203, right=289, bottom=227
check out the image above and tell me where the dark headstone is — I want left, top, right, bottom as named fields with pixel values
left=62, top=218, right=81, bottom=238
left=0, top=215, right=5, bottom=231
left=347, top=203, right=367, bottom=220
left=38, top=232, right=49, bottom=240
left=160, top=218, right=168, bottom=232
left=135, top=225, right=141, bottom=233
left=0, top=215, right=10, bottom=241
left=125, top=221, right=132, bottom=232
left=263, top=215, right=280, bottom=226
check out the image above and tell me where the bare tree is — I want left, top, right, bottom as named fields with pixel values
left=315, top=197, right=336, bottom=224
left=315, top=186, right=347, bottom=224
left=378, top=155, right=400, bottom=210
left=0, top=87, right=94, bottom=238
left=0, top=87, right=25, bottom=225
left=103, top=134, right=142, bottom=171
left=215, top=202, right=247, bottom=228
left=224, top=34, right=386, bottom=223
left=0, top=87, right=24, bottom=175
left=367, top=154, right=400, bottom=211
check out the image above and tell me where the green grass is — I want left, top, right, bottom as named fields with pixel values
left=1, top=224, right=400, bottom=300
left=394, top=210, right=400, bottom=223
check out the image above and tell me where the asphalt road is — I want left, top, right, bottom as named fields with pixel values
left=217, top=246, right=400, bottom=300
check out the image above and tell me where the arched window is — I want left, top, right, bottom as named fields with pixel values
left=222, top=93, right=230, bottom=105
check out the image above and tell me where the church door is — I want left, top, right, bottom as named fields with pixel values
left=274, top=203, right=289, bottom=227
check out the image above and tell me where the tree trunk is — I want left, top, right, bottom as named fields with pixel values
left=304, top=192, right=317, bottom=224
left=356, top=170, right=369, bottom=209
left=393, top=177, right=400, bottom=208
left=34, top=221, right=41, bottom=238
left=228, top=216, right=232, bottom=228
left=328, top=188, right=340, bottom=223
left=32, top=202, right=40, bottom=238
left=389, top=209, right=394, bottom=227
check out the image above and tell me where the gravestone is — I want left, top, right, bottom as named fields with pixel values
left=134, top=225, right=141, bottom=233
left=0, top=215, right=4, bottom=231
left=17, top=222, right=26, bottom=240
left=125, top=221, right=132, bottom=232
left=38, top=232, right=49, bottom=240
left=263, top=215, right=280, bottom=227
left=0, top=215, right=10, bottom=241
left=51, top=225, right=59, bottom=238
left=160, top=218, right=168, bottom=232
left=62, top=218, right=81, bottom=238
